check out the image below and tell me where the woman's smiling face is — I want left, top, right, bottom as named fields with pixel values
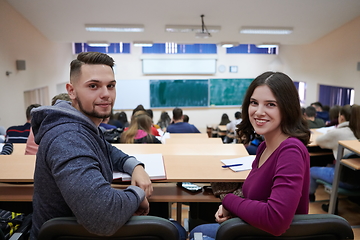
left=248, top=85, right=282, bottom=138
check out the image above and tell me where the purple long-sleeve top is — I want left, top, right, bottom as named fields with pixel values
left=222, top=137, right=310, bottom=236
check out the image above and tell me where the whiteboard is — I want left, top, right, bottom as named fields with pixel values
left=114, top=79, right=150, bottom=109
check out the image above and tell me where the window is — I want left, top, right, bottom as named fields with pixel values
left=73, top=43, right=130, bottom=54
left=142, top=43, right=217, bottom=54
left=318, top=84, right=354, bottom=107
left=24, top=86, right=49, bottom=107
left=226, top=44, right=277, bottom=54
left=294, top=81, right=306, bottom=106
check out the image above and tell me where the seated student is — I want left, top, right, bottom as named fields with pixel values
left=121, top=110, right=161, bottom=144
left=157, top=111, right=171, bottom=131
left=189, top=71, right=310, bottom=239
left=25, top=93, right=71, bottom=155
left=29, top=52, right=155, bottom=240
left=219, top=113, right=231, bottom=126
left=304, top=106, right=325, bottom=128
left=132, top=105, right=160, bottom=137
left=108, top=111, right=123, bottom=128
left=99, top=117, right=117, bottom=130
left=118, top=111, right=129, bottom=128
left=224, top=111, right=242, bottom=143
left=166, top=108, right=200, bottom=133
left=6, top=103, right=41, bottom=143
left=326, top=105, right=341, bottom=127
left=310, top=104, right=360, bottom=207
left=183, top=114, right=189, bottom=123
left=311, top=101, right=330, bottom=123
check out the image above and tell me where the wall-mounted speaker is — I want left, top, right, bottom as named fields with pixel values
left=16, top=60, right=26, bottom=70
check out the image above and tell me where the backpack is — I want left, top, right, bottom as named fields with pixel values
left=0, top=210, right=26, bottom=240
left=103, top=128, right=123, bottom=143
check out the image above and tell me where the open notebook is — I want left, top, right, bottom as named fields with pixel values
left=221, top=155, right=256, bottom=172
left=113, top=153, right=166, bottom=181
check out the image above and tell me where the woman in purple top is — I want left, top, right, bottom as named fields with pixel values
left=189, top=72, right=310, bottom=239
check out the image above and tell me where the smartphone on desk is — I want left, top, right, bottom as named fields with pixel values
left=177, top=182, right=202, bottom=193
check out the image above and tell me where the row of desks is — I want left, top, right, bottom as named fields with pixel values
left=0, top=154, right=250, bottom=183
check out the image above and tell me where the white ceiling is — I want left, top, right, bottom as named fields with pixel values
left=6, top=0, right=360, bottom=46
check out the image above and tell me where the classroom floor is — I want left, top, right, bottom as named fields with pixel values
left=171, top=185, right=360, bottom=239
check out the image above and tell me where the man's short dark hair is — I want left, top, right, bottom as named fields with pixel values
left=70, top=52, right=115, bottom=83
left=305, top=106, right=316, bottom=118
left=235, top=111, right=242, bottom=119
left=26, top=104, right=41, bottom=120
left=311, top=102, right=323, bottom=110
left=172, top=107, right=183, bottom=121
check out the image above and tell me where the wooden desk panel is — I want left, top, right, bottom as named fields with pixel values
left=113, top=143, right=249, bottom=156
left=0, top=183, right=220, bottom=203
left=0, top=155, right=35, bottom=182
left=165, top=138, right=223, bottom=144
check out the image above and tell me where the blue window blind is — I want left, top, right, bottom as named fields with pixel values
left=73, top=43, right=130, bottom=54
left=319, top=85, right=353, bottom=107
left=142, top=43, right=217, bottom=54
left=226, top=44, right=277, bottom=54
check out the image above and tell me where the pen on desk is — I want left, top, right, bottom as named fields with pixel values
left=222, top=163, right=243, bottom=168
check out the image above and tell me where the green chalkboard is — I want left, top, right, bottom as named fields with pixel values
left=210, top=79, right=253, bottom=106
left=150, top=79, right=209, bottom=107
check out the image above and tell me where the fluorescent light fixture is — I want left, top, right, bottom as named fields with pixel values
left=133, top=41, right=153, bottom=47
left=256, top=43, right=279, bottom=48
left=87, top=41, right=110, bottom=47
left=220, top=42, right=239, bottom=48
left=165, top=25, right=221, bottom=33
left=240, top=27, right=293, bottom=35
left=85, top=24, right=144, bottom=32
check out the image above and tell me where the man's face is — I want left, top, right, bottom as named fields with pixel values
left=67, top=64, right=116, bottom=126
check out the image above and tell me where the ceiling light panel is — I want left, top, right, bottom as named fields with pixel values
left=85, top=24, right=144, bottom=32
left=165, top=25, right=221, bottom=33
left=240, top=27, right=293, bottom=35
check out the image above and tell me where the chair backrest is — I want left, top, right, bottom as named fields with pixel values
left=37, top=216, right=180, bottom=240
left=215, top=214, right=353, bottom=240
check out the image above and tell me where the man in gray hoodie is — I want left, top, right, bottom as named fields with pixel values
left=30, top=52, right=152, bottom=240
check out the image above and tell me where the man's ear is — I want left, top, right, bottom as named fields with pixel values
left=66, top=83, right=76, bottom=100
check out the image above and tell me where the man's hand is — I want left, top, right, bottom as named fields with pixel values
left=131, top=165, right=153, bottom=197
left=215, top=205, right=232, bottom=223
left=134, top=198, right=150, bottom=216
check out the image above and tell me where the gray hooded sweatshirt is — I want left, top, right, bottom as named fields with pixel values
left=30, top=100, right=145, bottom=239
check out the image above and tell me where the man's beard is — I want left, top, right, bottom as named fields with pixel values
left=77, top=97, right=111, bottom=119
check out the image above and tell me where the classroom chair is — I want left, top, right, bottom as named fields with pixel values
left=214, top=214, right=353, bottom=240
left=315, top=153, right=360, bottom=214
left=37, top=216, right=180, bottom=240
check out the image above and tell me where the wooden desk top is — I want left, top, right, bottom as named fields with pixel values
left=12, top=143, right=27, bottom=155
left=163, top=155, right=249, bottom=182
left=168, top=133, right=208, bottom=138
left=164, top=137, right=223, bottom=144
left=113, top=143, right=249, bottom=156
left=338, top=140, right=360, bottom=155
left=308, top=130, right=324, bottom=147
left=0, top=154, right=250, bottom=183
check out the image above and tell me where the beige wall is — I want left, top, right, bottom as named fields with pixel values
left=0, top=0, right=359, bottom=132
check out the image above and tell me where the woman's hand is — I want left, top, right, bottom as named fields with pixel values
left=215, top=205, right=232, bottom=223
left=131, top=165, right=153, bottom=197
